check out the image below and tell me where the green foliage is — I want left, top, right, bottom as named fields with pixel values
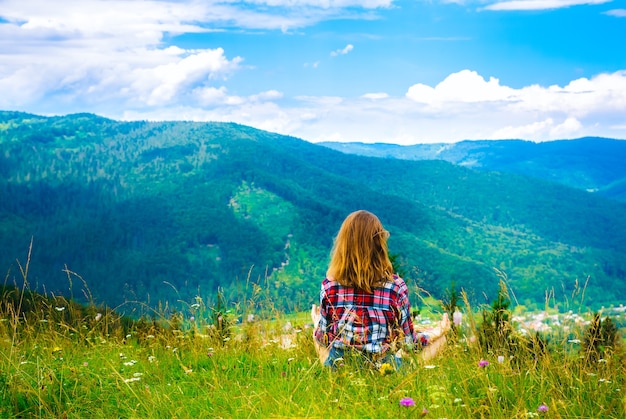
left=441, top=282, right=460, bottom=334
left=477, top=280, right=515, bottom=355
left=582, top=312, right=621, bottom=364
left=321, top=137, right=626, bottom=202
left=208, top=288, right=233, bottom=344
left=1, top=111, right=626, bottom=311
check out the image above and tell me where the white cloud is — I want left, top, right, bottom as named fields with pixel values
left=0, top=45, right=243, bottom=110
left=245, top=0, right=392, bottom=7
left=330, top=44, right=354, bottom=56
left=406, top=70, right=626, bottom=116
left=128, top=49, right=243, bottom=106
left=361, top=93, right=389, bottom=99
left=483, top=0, right=610, bottom=11
left=406, top=70, right=515, bottom=103
left=604, top=9, right=626, bottom=17
left=490, top=117, right=583, bottom=140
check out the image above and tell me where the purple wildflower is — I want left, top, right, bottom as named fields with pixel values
left=478, top=359, right=489, bottom=367
left=399, top=397, right=416, bottom=407
left=537, top=403, right=548, bottom=412
left=421, top=407, right=429, bottom=416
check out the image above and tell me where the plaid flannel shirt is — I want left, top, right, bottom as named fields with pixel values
left=314, top=275, right=419, bottom=355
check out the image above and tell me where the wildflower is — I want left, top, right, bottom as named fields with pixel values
left=399, top=397, right=416, bottom=407
left=247, top=314, right=255, bottom=322
left=148, top=356, right=156, bottom=363
left=123, top=360, right=138, bottom=366
left=453, top=310, right=462, bottom=326
left=55, top=306, right=66, bottom=312
left=379, top=363, right=395, bottom=375
left=83, top=362, right=89, bottom=367
left=95, top=313, right=102, bottom=321
left=478, top=359, right=489, bottom=367
left=190, top=316, right=195, bottom=322
left=124, top=377, right=141, bottom=383
left=52, top=346, right=62, bottom=353
left=497, top=355, right=505, bottom=364
left=537, top=403, right=548, bottom=412
left=421, top=407, right=429, bottom=416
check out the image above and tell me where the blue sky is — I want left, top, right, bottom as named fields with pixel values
left=0, top=0, right=625, bottom=144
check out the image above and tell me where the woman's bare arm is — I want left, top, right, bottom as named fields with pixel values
left=418, top=313, right=450, bottom=362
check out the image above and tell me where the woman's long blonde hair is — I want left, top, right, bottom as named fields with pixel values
left=327, top=210, right=394, bottom=293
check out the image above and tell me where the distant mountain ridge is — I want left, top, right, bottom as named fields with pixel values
left=1, top=111, right=625, bottom=312
left=319, top=138, right=626, bottom=201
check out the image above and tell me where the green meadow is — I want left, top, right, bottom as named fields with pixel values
left=2, top=268, right=624, bottom=418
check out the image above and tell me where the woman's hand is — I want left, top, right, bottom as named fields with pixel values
left=417, top=313, right=450, bottom=340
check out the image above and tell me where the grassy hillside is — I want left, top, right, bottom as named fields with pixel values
left=2, top=284, right=625, bottom=418
left=1, top=111, right=625, bottom=311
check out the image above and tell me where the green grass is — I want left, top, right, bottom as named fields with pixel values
left=2, top=282, right=625, bottom=419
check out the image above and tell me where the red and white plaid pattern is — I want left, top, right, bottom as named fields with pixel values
left=314, top=275, right=417, bottom=355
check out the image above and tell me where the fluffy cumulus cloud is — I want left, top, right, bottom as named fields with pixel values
left=406, top=70, right=516, bottom=104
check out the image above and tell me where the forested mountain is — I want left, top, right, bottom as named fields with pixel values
left=319, top=138, right=626, bottom=202
left=2, top=111, right=626, bottom=312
